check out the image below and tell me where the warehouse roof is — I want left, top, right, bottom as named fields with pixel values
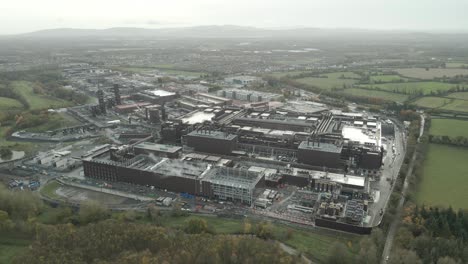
left=187, top=130, right=237, bottom=140
left=204, top=167, right=263, bottom=189
left=298, top=141, right=342, bottom=153
left=134, top=142, right=182, bottom=153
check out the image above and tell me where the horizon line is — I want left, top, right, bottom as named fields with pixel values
left=2, top=24, right=468, bottom=36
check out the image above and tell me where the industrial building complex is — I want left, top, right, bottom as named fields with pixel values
left=12, top=71, right=403, bottom=235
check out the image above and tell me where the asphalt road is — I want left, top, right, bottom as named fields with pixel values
left=380, top=114, right=424, bottom=263
left=369, top=124, right=406, bottom=227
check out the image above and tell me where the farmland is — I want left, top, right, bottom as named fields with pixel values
left=359, top=82, right=455, bottom=95
left=445, top=62, right=468, bottom=68
left=447, top=92, right=468, bottom=100
left=267, top=71, right=359, bottom=79
left=417, top=144, right=468, bottom=210
left=440, top=99, right=468, bottom=112
left=321, top=71, right=360, bottom=79
left=113, top=66, right=204, bottom=77
left=295, top=77, right=356, bottom=90
left=369, top=75, right=407, bottom=82
left=412, top=97, right=449, bottom=108
left=412, top=97, right=468, bottom=112
left=429, top=118, right=468, bottom=138
left=342, top=88, right=409, bottom=103
left=396, top=68, right=468, bottom=79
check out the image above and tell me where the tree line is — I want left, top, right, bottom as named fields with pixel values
left=428, top=134, right=468, bottom=148
left=14, top=220, right=299, bottom=264
left=392, top=204, right=468, bottom=264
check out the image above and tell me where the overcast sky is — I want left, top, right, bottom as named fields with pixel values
left=1, top=0, right=468, bottom=34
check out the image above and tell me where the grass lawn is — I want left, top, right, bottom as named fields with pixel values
left=369, top=75, right=407, bottom=82
left=11, top=81, right=70, bottom=110
left=25, top=112, right=80, bottom=133
left=342, top=88, right=409, bottom=103
left=295, top=77, right=356, bottom=90
left=159, top=214, right=358, bottom=262
left=429, top=118, right=468, bottom=137
left=161, top=215, right=243, bottom=234
left=0, top=97, right=23, bottom=110
left=396, top=68, right=468, bottom=79
left=0, top=235, right=31, bottom=264
left=0, top=126, right=35, bottom=153
left=417, top=144, right=468, bottom=210
left=280, top=227, right=358, bottom=262
left=40, top=180, right=62, bottom=200
left=359, top=82, right=455, bottom=95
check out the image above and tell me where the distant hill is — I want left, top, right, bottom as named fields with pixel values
left=4, top=25, right=468, bottom=43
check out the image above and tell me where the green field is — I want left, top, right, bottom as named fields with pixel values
left=296, top=77, right=356, bottom=90
left=342, top=88, right=409, bottom=103
left=0, top=235, right=31, bottom=264
left=0, top=126, right=34, bottom=153
left=267, top=70, right=313, bottom=78
left=413, top=96, right=468, bottom=112
left=39, top=180, right=62, bottom=200
left=417, top=144, right=468, bottom=209
left=447, top=92, right=468, bottom=100
left=369, top=75, right=407, bottom=83
left=11, top=81, right=70, bottom=110
left=446, top=62, right=468, bottom=68
left=412, top=97, right=449, bottom=108
left=25, top=113, right=80, bottom=133
left=160, top=214, right=357, bottom=262
left=0, top=97, right=23, bottom=110
left=396, top=68, right=468, bottom=79
left=267, top=71, right=359, bottom=80
left=321, top=72, right=360, bottom=79
left=429, top=118, right=468, bottom=137
left=360, top=82, right=455, bottom=95
left=441, top=99, right=468, bottom=112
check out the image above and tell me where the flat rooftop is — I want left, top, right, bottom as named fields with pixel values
left=204, top=167, right=263, bottom=189
left=152, top=159, right=210, bottom=179
left=342, top=125, right=380, bottom=146
left=298, top=141, right=342, bottom=153
left=295, top=169, right=365, bottom=188
left=115, top=102, right=151, bottom=110
left=280, top=101, right=327, bottom=114
left=187, top=130, right=237, bottom=140
left=134, top=142, right=182, bottom=153
left=144, top=89, right=176, bottom=97
left=181, top=111, right=215, bottom=125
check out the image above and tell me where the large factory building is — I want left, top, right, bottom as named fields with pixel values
left=185, top=130, right=238, bottom=155
left=297, top=141, right=343, bottom=168
left=82, top=150, right=211, bottom=195
left=203, top=167, right=265, bottom=205
left=82, top=147, right=262, bottom=204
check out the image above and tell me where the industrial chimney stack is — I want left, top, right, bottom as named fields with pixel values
left=113, top=84, right=121, bottom=105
